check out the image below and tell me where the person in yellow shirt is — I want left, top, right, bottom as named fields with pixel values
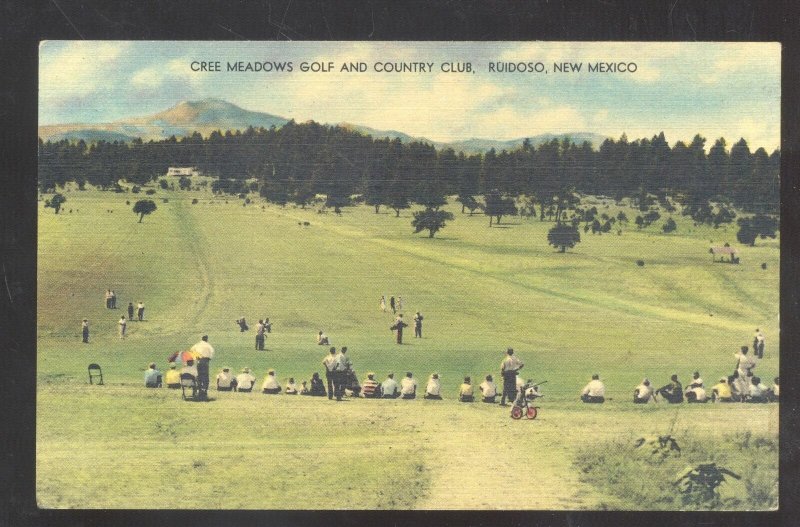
left=711, top=377, right=733, bottom=402
left=164, top=363, right=181, bottom=389
left=459, top=376, right=475, bottom=402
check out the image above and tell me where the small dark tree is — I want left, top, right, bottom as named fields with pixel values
left=44, top=193, right=66, bottom=214
left=548, top=223, right=581, bottom=252
left=178, top=176, right=191, bottom=190
left=617, top=211, right=628, bottom=223
left=456, top=195, right=482, bottom=215
left=411, top=208, right=454, bottom=238
left=131, top=185, right=141, bottom=194
left=132, top=199, right=157, bottom=223
left=736, top=214, right=778, bottom=246
left=484, top=190, right=517, bottom=226
left=159, top=179, right=169, bottom=190
left=663, top=217, right=677, bottom=233
left=388, top=194, right=411, bottom=217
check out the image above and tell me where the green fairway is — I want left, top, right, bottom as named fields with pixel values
left=37, top=187, right=779, bottom=509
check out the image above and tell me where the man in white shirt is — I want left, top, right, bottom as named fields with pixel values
left=400, top=372, right=417, bottom=399
left=255, top=320, right=265, bottom=350
left=216, top=367, right=236, bottom=391
left=581, top=374, right=605, bottom=403
left=746, top=376, right=769, bottom=403
left=381, top=373, right=399, bottom=399
left=322, top=347, right=337, bottom=400
left=262, top=369, right=281, bottom=394
left=686, top=385, right=707, bottom=403
left=235, top=368, right=256, bottom=392
left=500, top=348, right=524, bottom=406
left=333, top=347, right=353, bottom=401
left=190, top=335, right=215, bottom=400
left=181, top=359, right=198, bottom=379
left=734, top=346, right=756, bottom=378
left=424, top=373, right=442, bottom=400
left=285, top=377, right=298, bottom=395
left=633, top=378, right=654, bottom=403
left=480, top=374, right=498, bottom=403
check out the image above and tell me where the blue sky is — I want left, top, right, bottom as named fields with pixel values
left=39, top=41, right=780, bottom=150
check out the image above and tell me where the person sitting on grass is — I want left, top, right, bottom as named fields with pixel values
left=580, top=374, right=605, bottom=403
left=299, top=381, right=310, bottom=395
left=144, top=363, right=162, bottom=388
left=216, top=367, right=236, bottom=392
left=479, top=374, right=497, bottom=403
left=381, top=373, right=400, bottom=399
left=164, top=363, right=181, bottom=389
left=687, top=371, right=704, bottom=390
left=769, top=377, right=779, bottom=402
left=181, top=359, right=198, bottom=380
left=308, top=372, right=327, bottom=397
left=361, top=372, right=381, bottom=398
left=633, top=378, right=654, bottom=403
left=235, top=368, right=256, bottom=392
left=459, top=376, right=475, bottom=402
left=317, top=331, right=329, bottom=345
left=424, top=373, right=442, bottom=400
left=711, top=377, right=733, bottom=403
left=400, top=372, right=417, bottom=399
left=262, top=369, right=281, bottom=394
left=685, top=384, right=707, bottom=403
left=285, top=377, right=298, bottom=395
left=746, top=376, right=769, bottom=403
left=656, top=374, right=683, bottom=404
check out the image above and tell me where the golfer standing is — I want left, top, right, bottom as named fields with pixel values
left=500, top=348, right=524, bottom=406
left=191, top=335, right=215, bottom=401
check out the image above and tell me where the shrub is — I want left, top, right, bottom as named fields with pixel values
left=145, top=189, right=156, bottom=195
left=662, top=218, right=677, bottom=233
left=131, top=185, right=141, bottom=194
left=192, top=198, right=199, bottom=205
left=636, top=260, right=645, bottom=267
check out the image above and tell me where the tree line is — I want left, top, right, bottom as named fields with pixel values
left=38, top=120, right=779, bottom=217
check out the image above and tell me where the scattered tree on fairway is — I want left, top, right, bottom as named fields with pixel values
left=736, top=214, right=778, bottom=246
left=178, top=176, right=191, bottom=190
left=132, top=199, right=157, bottom=223
left=484, top=189, right=517, bottom=226
left=663, top=217, right=677, bottom=233
left=548, top=223, right=581, bottom=252
left=456, top=195, right=482, bottom=215
left=412, top=208, right=454, bottom=238
left=45, top=193, right=66, bottom=214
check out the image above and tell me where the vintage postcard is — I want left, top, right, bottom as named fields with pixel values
left=37, top=41, right=779, bottom=510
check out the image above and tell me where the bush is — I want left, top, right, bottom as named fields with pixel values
left=636, top=260, right=645, bottom=267
left=192, top=198, right=199, bottom=205
left=662, top=218, right=677, bottom=233
left=761, top=263, right=767, bottom=270
left=125, top=200, right=130, bottom=205
left=162, top=198, right=169, bottom=203
left=131, top=185, right=141, bottom=194
left=159, top=179, right=169, bottom=190
left=145, top=189, right=156, bottom=195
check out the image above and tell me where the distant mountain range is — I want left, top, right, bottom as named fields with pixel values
left=39, top=98, right=609, bottom=153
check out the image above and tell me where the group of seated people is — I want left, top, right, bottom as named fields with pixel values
left=146, top=362, right=778, bottom=406
left=580, top=371, right=779, bottom=404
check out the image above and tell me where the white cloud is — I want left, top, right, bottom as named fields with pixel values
left=40, top=41, right=131, bottom=98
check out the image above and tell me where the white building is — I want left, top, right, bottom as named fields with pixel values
left=166, top=167, right=200, bottom=177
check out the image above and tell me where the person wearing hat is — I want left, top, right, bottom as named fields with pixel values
left=580, top=374, right=606, bottom=403
left=479, top=374, right=498, bottom=403
left=381, top=373, right=400, bottom=399
left=144, top=363, right=162, bottom=388
left=711, top=377, right=733, bottom=403
left=308, top=372, right=327, bottom=397
left=656, top=374, right=683, bottom=404
left=322, top=347, right=337, bottom=400
left=400, top=371, right=417, bottom=399
left=361, top=372, right=381, bottom=398
left=424, top=373, right=442, bottom=400
left=165, top=363, right=181, bottom=389
left=285, top=377, right=298, bottom=395
left=81, top=319, right=89, bottom=343
left=459, top=376, right=475, bottom=402
left=235, top=368, right=256, bottom=392
left=216, top=367, right=236, bottom=391
left=262, top=369, right=282, bottom=394
left=500, top=348, right=524, bottom=406
left=633, top=378, right=654, bottom=404
left=190, top=335, right=215, bottom=400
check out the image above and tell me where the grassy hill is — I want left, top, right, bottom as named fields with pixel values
left=36, top=187, right=779, bottom=509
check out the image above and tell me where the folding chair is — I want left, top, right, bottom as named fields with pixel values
left=88, top=363, right=103, bottom=385
left=180, top=373, right=198, bottom=401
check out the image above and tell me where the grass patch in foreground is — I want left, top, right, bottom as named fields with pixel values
left=573, top=429, right=778, bottom=510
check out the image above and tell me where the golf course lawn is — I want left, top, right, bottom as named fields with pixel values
left=37, top=187, right=779, bottom=509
